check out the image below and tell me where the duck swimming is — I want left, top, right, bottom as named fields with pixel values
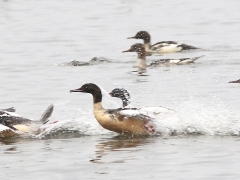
left=229, top=79, right=240, bottom=83
left=70, top=83, right=155, bottom=135
left=123, top=43, right=204, bottom=73
left=128, top=31, right=199, bottom=55
left=109, top=88, right=175, bottom=119
left=0, top=104, right=54, bottom=135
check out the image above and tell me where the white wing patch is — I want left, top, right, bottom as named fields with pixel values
left=118, top=109, right=141, bottom=117
left=169, top=59, right=181, bottom=64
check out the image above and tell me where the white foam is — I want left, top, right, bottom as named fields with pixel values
left=139, top=106, right=175, bottom=119
left=153, top=101, right=240, bottom=136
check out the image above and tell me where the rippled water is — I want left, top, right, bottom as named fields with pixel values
left=1, top=0, right=240, bottom=179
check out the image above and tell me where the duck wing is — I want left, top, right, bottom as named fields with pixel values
left=117, top=109, right=153, bottom=121
left=38, top=104, right=54, bottom=124
left=151, top=41, right=179, bottom=51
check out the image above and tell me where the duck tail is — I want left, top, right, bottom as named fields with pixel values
left=38, top=104, right=54, bottom=124
left=180, top=43, right=199, bottom=50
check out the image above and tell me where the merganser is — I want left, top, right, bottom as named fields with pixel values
left=229, top=79, right=240, bottom=83
left=128, top=31, right=199, bottom=55
left=123, top=43, right=204, bottom=73
left=0, top=104, right=54, bottom=133
left=70, top=83, right=155, bottom=135
left=109, top=88, right=175, bottom=119
left=109, top=88, right=131, bottom=108
left=123, top=43, right=148, bottom=74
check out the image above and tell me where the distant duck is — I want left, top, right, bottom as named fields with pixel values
left=1, top=107, right=15, bottom=112
left=229, top=79, right=240, bottom=83
left=0, top=104, right=54, bottom=134
left=123, top=43, right=204, bottom=73
left=128, top=31, right=199, bottom=55
left=70, top=83, right=156, bottom=135
left=109, top=88, right=175, bottom=119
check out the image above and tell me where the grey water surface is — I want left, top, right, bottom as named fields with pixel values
left=1, top=0, right=240, bottom=179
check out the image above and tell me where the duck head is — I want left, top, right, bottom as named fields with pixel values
left=123, top=43, right=145, bottom=53
left=123, top=43, right=146, bottom=59
left=70, top=83, right=102, bottom=104
left=128, top=31, right=151, bottom=44
left=109, top=88, right=131, bottom=107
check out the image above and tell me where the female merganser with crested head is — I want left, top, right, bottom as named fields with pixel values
left=70, top=83, right=155, bottom=135
left=128, top=31, right=199, bottom=55
left=109, top=88, right=175, bottom=119
left=123, top=43, right=204, bottom=73
left=0, top=104, right=54, bottom=134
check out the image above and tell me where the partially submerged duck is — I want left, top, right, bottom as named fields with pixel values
left=128, top=31, right=198, bottom=55
left=229, top=79, right=240, bottom=83
left=109, top=88, right=175, bottom=119
left=123, top=43, right=204, bottom=73
left=70, top=83, right=155, bottom=135
left=0, top=104, right=54, bottom=136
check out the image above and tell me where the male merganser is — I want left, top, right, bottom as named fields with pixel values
left=109, top=88, right=175, bottom=119
left=70, top=83, right=155, bottom=135
left=128, top=31, right=199, bottom=55
left=123, top=43, right=204, bottom=73
left=229, top=79, right=240, bottom=83
left=0, top=104, right=54, bottom=133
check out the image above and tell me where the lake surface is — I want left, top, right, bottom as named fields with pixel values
left=1, top=0, right=240, bottom=179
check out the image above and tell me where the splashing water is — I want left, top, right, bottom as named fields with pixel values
left=1, top=100, right=240, bottom=139
left=154, top=101, right=240, bottom=136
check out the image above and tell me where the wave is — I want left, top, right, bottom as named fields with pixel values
left=1, top=101, right=240, bottom=139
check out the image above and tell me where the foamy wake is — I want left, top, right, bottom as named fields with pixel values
left=154, top=101, right=240, bottom=136
left=1, top=101, right=240, bottom=139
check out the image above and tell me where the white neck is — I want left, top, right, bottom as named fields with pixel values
left=136, top=58, right=147, bottom=73
left=144, top=43, right=151, bottom=51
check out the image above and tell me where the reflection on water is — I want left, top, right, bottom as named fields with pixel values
left=90, top=136, right=153, bottom=164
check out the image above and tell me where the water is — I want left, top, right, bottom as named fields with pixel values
left=1, top=0, right=240, bottom=179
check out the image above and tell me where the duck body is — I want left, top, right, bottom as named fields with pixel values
left=148, top=55, right=204, bottom=66
left=0, top=104, right=54, bottom=135
left=70, top=83, right=154, bottom=135
left=128, top=31, right=198, bottom=55
left=150, top=41, right=198, bottom=54
left=93, top=103, right=152, bottom=135
left=109, top=88, right=175, bottom=120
